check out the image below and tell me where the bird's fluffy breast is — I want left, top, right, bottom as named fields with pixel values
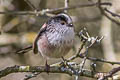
left=46, top=25, right=75, bottom=46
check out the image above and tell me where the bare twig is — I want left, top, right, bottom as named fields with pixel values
left=99, top=0, right=117, bottom=61
left=98, top=0, right=120, bottom=25
left=78, top=29, right=103, bottom=74
left=104, top=8, right=120, bottom=18
left=78, top=54, right=120, bottom=65
left=0, top=2, right=111, bottom=16
left=96, top=66, right=120, bottom=80
left=24, top=0, right=36, bottom=10
left=79, top=56, right=87, bottom=74
left=69, top=28, right=119, bottom=65
left=64, top=0, right=69, bottom=13
left=15, top=45, right=32, bottom=54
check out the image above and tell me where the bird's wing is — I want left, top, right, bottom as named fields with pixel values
left=33, top=23, right=47, bottom=54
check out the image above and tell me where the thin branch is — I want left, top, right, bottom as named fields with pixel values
left=15, top=45, right=32, bottom=54
left=104, top=8, right=120, bottom=18
left=98, top=0, right=120, bottom=25
left=68, top=41, right=85, bottom=61
left=97, top=66, right=120, bottom=80
left=64, top=0, right=69, bottom=13
left=79, top=56, right=87, bottom=73
left=0, top=2, right=111, bottom=16
left=78, top=54, right=120, bottom=65
left=24, top=0, right=36, bottom=10
left=107, top=67, right=120, bottom=77
left=69, top=28, right=120, bottom=65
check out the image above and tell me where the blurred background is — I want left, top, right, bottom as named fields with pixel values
left=0, top=0, right=120, bottom=80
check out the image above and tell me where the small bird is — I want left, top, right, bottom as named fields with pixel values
left=33, top=13, right=75, bottom=60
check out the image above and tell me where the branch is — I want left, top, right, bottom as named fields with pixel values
left=104, top=8, right=120, bottom=18
left=1, top=65, right=119, bottom=79
left=0, top=2, right=111, bottom=16
left=96, top=66, right=120, bottom=80
left=24, top=0, right=36, bottom=10
left=0, top=65, right=94, bottom=78
left=64, top=0, right=69, bottom=13
left=98, top=0, right=120, bottom=25
left=78, top=54, right=120, bottom=65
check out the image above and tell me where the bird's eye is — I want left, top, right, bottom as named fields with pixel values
left=60, top=21, right=66, bottom=25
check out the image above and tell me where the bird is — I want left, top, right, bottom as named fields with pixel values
left=33, top=13, right=75, bottom=60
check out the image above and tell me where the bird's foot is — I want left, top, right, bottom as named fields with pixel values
left=50, top=57, right=77, bottom=68
left=45, top=60, right=50, bottom=74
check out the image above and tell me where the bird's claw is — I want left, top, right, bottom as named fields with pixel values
left=45, top=60, right=50, bottom=74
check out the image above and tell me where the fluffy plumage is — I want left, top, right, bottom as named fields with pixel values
left=33, top=13, right=75, bottom=59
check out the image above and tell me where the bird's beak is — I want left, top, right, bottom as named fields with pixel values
left=68, top=23, right=73, bottom=27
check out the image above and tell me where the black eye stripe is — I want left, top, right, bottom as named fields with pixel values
left=60, top=15, right=67, bottom=22
left=54, top=15, right=67, bottom=23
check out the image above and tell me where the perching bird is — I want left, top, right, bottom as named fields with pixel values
left=33, top=13, right=75, bottom=59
